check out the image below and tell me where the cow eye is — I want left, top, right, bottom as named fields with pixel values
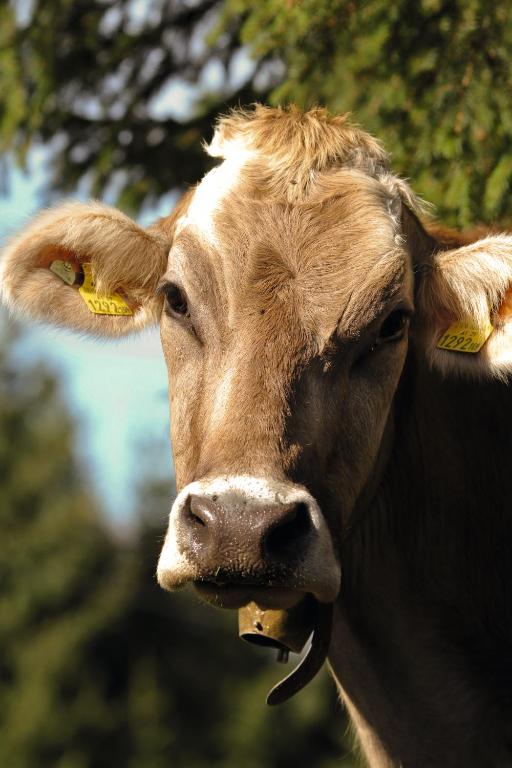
left=377, top=309, right=410, bottom=343
left=162, top=283, right=189, bottom=319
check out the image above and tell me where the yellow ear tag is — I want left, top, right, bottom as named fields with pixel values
left=437, top=320, right=493, bottom=353
left=49, top=259, right=77, bottom=285
left=78, top=263, right=133, bottom=317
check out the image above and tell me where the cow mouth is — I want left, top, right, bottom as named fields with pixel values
left=193, top=581, right=305, bottom=610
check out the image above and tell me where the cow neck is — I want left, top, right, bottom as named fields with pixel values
left=329, top=359, right=512, bottom=766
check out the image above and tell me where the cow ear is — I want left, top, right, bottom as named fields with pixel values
left=417, top=234, right=512, bottom=379
left=0, top=201, right=170, bottom=337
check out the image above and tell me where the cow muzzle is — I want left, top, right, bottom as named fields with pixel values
left=157, top=476, right=340, bottom=607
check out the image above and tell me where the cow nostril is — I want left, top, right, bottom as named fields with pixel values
left=187, top=495, right=214, bottom=528
left=264, top=502, right=312, bottom=559
left=190, top=510, right=206, bottom=527
left=181, top=495, right=220, bottom=554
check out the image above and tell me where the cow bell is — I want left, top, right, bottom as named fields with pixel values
left=238, top=597, right=315, bottom=662
left=238, top=596, right=332, bottom=706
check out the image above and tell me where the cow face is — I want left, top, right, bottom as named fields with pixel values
left=156, top=164, right=413, bottom=608
left=3, top=106, right=512, bottom=612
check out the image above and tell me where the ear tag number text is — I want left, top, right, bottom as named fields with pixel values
left=78, top=263, right=133, bottom=316
left=437, top=320, right=493, bottom=353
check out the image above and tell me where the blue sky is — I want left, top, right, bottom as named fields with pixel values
left=0, top=151, right=174, bottom=523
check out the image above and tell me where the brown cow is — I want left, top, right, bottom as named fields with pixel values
left=3, top=105, right=512, bottom=767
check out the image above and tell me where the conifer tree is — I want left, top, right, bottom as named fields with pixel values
left=219, top=0, right=512, bottom=226
left=3, top=0, right=511, bottom=226
left=0, top=326, right=127, bottom=767
left=0, top=0, right=263, bottom=211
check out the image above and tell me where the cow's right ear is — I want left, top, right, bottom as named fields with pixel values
left=0, top=201, right=170, bottom=336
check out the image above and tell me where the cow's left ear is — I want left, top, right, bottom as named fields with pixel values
left=0, top=200, right=171, bottom=337
left=417, top=234, right=512, bottom=378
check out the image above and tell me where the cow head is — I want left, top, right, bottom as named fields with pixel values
left=3, top=106, right=512, bottom=619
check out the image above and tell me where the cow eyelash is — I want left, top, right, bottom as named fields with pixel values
left=157, top=281, right=190, bottom=319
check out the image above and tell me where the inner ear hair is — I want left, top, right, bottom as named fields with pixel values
left=421, top=235, right=512, bottom=328
left=3, top=201, right=170, bottom=300
left=37, top=244, right=81, bottom=270
left=413, top=230, right=512, bottom=380
left=0, top=200, right=173, bottom=338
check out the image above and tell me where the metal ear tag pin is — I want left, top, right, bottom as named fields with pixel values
left=49, top=259, right=82, bottom=286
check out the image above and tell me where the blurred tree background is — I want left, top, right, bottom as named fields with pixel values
left=3, top=0, right=510, bottom=765
left=1, top=0, right=512, bottom=224
left=0, top=328, right=354, bottom=767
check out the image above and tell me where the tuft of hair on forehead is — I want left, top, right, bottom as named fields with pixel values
left=206, top=104, right=421, bottom=213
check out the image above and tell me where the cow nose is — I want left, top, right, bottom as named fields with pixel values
left=181, top=493, right=313, bottom=571
left=157, top=476, right=341, bottom=603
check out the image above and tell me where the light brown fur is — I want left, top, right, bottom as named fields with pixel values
left=3, top=105, right=512, bottom=768
left=0, top=200, right=172, bottom=336
left=208, top=104, right=421, bottom=213
left=418, top=234, right=512, bottom=378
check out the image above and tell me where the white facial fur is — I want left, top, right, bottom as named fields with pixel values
left=174, top=146, right=253, bottom=248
